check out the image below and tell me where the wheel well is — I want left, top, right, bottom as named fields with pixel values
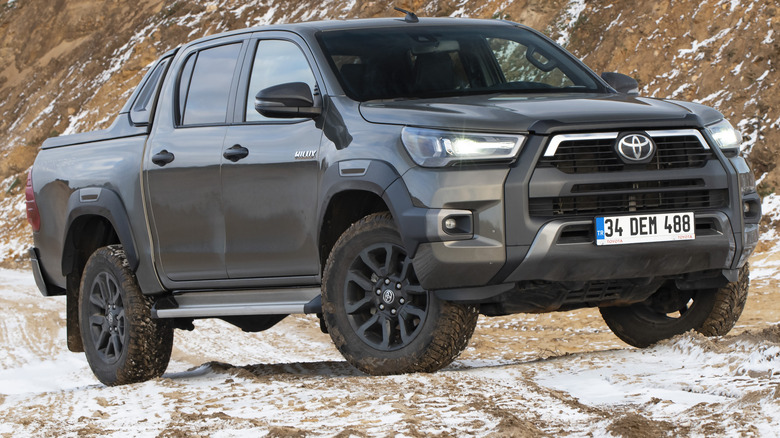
left=320, top=190, right=389, bottom=272
left=63, top=215, right=120, bottom=278
left=62, top=215, right=120, bottom=354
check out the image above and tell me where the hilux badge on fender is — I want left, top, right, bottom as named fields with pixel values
left=294, top=150, right=317, bottom=160
left=617, top=134, right=655, bottom=162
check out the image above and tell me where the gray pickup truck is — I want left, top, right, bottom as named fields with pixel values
left=28, top=14, right=760, bottom=386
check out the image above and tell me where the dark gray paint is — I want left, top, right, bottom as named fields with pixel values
left=30, top=18, right=759, bottom=318
left=221, top=121, right=322, bottom=278
left=145, top=124, right=228, bottom=280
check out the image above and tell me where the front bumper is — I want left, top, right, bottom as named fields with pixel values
left=503, top=212, right=735, bottom=282
left=402, top=131, right=759, bottom=296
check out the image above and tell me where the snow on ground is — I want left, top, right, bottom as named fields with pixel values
left=0, top=268, right=779, bottom=437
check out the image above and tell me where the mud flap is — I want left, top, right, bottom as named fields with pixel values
left=66, top=273, right=84, bottom=352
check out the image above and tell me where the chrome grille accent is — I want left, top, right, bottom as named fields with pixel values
left=539, top=129, right=712, bottom=174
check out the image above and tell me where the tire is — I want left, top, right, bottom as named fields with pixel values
left=322, top=212, right=478, bottom=375
left=600, top=265, right=749, bottom=348
left=79, top=245, right=174, bottom=386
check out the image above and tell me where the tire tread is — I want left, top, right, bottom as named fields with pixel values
left=600, top=265, right=749, bottom=348
left=322, top=212, right=478, bottom=375
left=80, top=245, right=173, bottom=386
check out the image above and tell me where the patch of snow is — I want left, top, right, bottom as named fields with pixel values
left=761, top=193, right=780, bottom=223
left=669, top=83, right=691, bottom=98
left=678, top=28, right=731, bottom=57
left=534, top=332, right=780, bottom=435
left=555, top=0, right=587, bottom=47
left=605, top=12, right=622, bottom=32
left=254, top=5, right=278, bottom=26
left=694, top=89, right=725, bottom=104
left=737, top=117, right=761, bottom=154
left=763, top=29, right=775, bottom=44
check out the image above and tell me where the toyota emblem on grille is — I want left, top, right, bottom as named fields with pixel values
left=617, top=134, right=655, bottom=163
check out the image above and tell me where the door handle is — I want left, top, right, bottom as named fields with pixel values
left=223, top=144, right=249, bottom=162
left=151, top=150, right=175, bottom=166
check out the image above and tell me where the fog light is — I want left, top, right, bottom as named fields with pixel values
left=431, top=210, right=473, bottom=239
left=744, top=202, right=750, bottom=214
left=444, top=218, right=457, bottom=230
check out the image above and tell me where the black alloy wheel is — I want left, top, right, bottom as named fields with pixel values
left=322, top=212, right=478, bottom=375
left=79, top=245, right=173, bottom=386
left=344, top=242, right=428, bottom=351
left=85, top=271, right=127, bottom=363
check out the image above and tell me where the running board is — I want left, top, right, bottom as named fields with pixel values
left=152, top=287, right=322, bottom=319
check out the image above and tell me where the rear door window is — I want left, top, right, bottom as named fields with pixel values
left=180, top=43, right=242, bottom=125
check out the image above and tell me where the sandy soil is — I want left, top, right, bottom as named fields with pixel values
left=0, top=256, right=778, bottom=437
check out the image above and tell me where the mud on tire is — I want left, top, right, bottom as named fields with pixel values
left=600, top=265, right=749, bottom=348
left=322, top=212, right=478, bottom=375
left=79, top=245, right=174, bottom=386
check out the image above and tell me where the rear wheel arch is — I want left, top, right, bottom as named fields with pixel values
left=61, top=189, right=141, bottom=354
left=61, top=188, right=139, bottom=278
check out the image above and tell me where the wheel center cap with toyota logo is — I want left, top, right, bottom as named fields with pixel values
left=382, top=290, right=395, bottom=304
left=616, top=133, right=655, bottom=163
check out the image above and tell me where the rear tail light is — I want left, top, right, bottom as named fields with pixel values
left=25, top=171, right=40, bottom=232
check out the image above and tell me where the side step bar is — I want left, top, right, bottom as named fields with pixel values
left=152, top=287, right=322, bottom=319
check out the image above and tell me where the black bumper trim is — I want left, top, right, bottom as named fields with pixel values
left=29, top=247, right=64, bottom=297
left=505, top=212, right=736, bottom=283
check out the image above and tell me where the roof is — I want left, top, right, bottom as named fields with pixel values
left=181, top=17, right=521, bottom=47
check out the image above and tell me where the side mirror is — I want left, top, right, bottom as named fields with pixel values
left=601, top=72, right=639, bottom=95
left=255, top=82, right=322, bottom=118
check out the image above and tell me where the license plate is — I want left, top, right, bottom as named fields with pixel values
left=595, top=212, right=695, bottom=246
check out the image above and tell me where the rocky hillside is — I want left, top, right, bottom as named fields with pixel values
left=0, top=0, right=778, bottom=263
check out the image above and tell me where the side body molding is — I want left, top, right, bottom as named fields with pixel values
left=61, top=188, right=139, bottom=275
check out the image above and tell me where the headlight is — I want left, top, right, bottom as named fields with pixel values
left=401, top=127, right=525, bottom=167
left=705, top=119, right=742, bottom=153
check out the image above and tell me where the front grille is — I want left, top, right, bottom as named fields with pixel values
left=571, top=179, right=704, bottom=194
left=528, top=189, right=728, bottom=217
left=539, top=134, right=711, bottom=174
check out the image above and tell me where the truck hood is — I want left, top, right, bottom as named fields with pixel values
left=358, top=93, right=724, bottom=134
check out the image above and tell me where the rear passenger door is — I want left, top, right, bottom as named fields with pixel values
left=221, top=33, right=324, bottom=280
left=145, top=36, right=247, bottom=282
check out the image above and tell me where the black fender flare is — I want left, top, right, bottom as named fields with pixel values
left=318, top=160, right=429, bottom=256
left=318, top=159, right=399, bottom=223
left=61, top=188, right=139, bottom=276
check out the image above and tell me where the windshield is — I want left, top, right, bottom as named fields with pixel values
left=317, top=24, right=604, bottom=101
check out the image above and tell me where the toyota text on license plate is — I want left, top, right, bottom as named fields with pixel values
left=595, top=212, right=695, bottom=246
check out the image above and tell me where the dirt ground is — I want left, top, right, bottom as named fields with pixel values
left=0, top=252, right=779, bottom=437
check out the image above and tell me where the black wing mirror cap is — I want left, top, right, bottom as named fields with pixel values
left=255, top=82, right=322, bottom=118
left=601, top=72, right=639, bottom=95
